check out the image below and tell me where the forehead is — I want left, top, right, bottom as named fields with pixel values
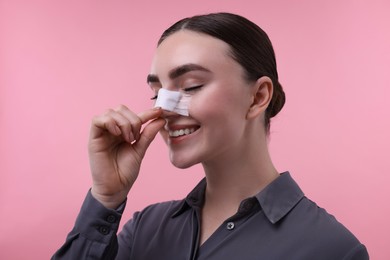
left=150, top=30, right=233, bottom=75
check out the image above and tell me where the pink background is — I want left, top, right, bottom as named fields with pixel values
left=1, top=1, right=389, bottom=259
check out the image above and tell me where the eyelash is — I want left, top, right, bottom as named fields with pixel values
left=150, top=85, right=203, bottom=100
left=183, top=85, right=203, bottom=93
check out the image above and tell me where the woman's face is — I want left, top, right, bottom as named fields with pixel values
left=149, top=30, right=256, bottom=169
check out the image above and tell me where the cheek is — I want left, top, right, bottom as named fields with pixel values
left=187, top=93, right=221, bottom=119
left=187, top=77, right=253, bottom=124
left=188, top=85, right=228, bottom=115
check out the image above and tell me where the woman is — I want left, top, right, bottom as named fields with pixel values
left=53, top=13, right=368, bottom=259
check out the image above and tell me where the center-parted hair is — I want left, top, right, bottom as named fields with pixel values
left=158, top=12, right=285, bottom=133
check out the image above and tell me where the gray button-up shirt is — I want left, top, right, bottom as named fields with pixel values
left=53, top=172, right=369, bottom=259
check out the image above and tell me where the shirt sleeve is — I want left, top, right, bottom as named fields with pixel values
left=51, top=190, right=126, bottom=260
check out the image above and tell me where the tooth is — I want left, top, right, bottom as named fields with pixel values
left=169, top=128, right=197, bottom=137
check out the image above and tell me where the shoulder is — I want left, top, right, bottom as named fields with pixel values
left=284, top=196, right=368, bottom=259
left=293, top=197, right=356, bottom=237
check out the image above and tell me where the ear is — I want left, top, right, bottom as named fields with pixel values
left=246, top=76, right=273, bottom=120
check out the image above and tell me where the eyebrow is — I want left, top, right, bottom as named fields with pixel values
left=147, top=63, right=211, bottom=84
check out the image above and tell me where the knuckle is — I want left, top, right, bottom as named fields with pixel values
left=133, top=117, right=142, bottom=127
left=91, top=114, right=100, bottom=122
left=116, top=104, right=129, bottom=112
left=103, top=108, right=115, bottom=116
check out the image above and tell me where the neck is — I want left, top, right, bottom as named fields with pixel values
left=197, top=124, right=279, bottom=246
left=201, top=132, right=279, bottom=209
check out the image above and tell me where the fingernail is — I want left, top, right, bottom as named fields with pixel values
left=128, top=132, right=135, bottom=143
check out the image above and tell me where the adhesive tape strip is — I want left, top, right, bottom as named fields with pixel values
left=154, top=88, right=189, bottom=116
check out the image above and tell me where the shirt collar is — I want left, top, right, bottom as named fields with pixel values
left=172, top=172, right=304, bottom=224
left=255, top=172, right=304, bottom=224
left=171, top=178, right=206, bottom=217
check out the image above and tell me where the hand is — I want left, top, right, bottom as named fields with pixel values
left=88, top=105, right=165, bottom=208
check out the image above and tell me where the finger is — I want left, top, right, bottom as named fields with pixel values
left=115, top=105, right=143, bottom=141
left=107, top=110, right=135, bottom=143
left=118, top=106, right=162, bottom=142
left=133, top=118, right=165, bottom=158
left=137, top=107, right=163, bottom=124
left=91, top=112, right=123, bottom=139
left=91, top=108, right=136, bottom=142
left=91, top=106, right=163, bottom=142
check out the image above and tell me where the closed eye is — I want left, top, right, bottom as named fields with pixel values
left=151, top=85, right=203, bottom=100
left=183, top=85, right=203, bottom=93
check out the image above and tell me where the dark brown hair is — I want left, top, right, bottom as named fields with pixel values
left=158, top=12, right=285, bottom=133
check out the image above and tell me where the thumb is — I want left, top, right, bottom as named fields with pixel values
left=133, top=118, right=165, bottom=158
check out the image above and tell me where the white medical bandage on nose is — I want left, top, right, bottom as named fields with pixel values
left=154, top=88, right=190, bottom=116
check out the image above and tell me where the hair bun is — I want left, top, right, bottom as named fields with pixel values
left=268, top=80, right=285, bottom=118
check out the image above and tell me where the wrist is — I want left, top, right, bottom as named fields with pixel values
left=91, top=188, right=127, bottom=209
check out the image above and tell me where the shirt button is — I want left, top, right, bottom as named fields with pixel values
left=226, top=222, right=235, bottom=230
left=106, top=215, right=116, bottom=223
left=99, top=226, right=110, bottom=235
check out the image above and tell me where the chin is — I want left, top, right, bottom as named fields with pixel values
left=169, top=154, right=199, bottom=169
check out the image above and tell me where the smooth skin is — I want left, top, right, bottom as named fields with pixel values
left=89, top=30, right=279, bottom=245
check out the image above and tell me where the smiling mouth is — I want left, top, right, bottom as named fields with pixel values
left=169, top=127, right=199, bottom=138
